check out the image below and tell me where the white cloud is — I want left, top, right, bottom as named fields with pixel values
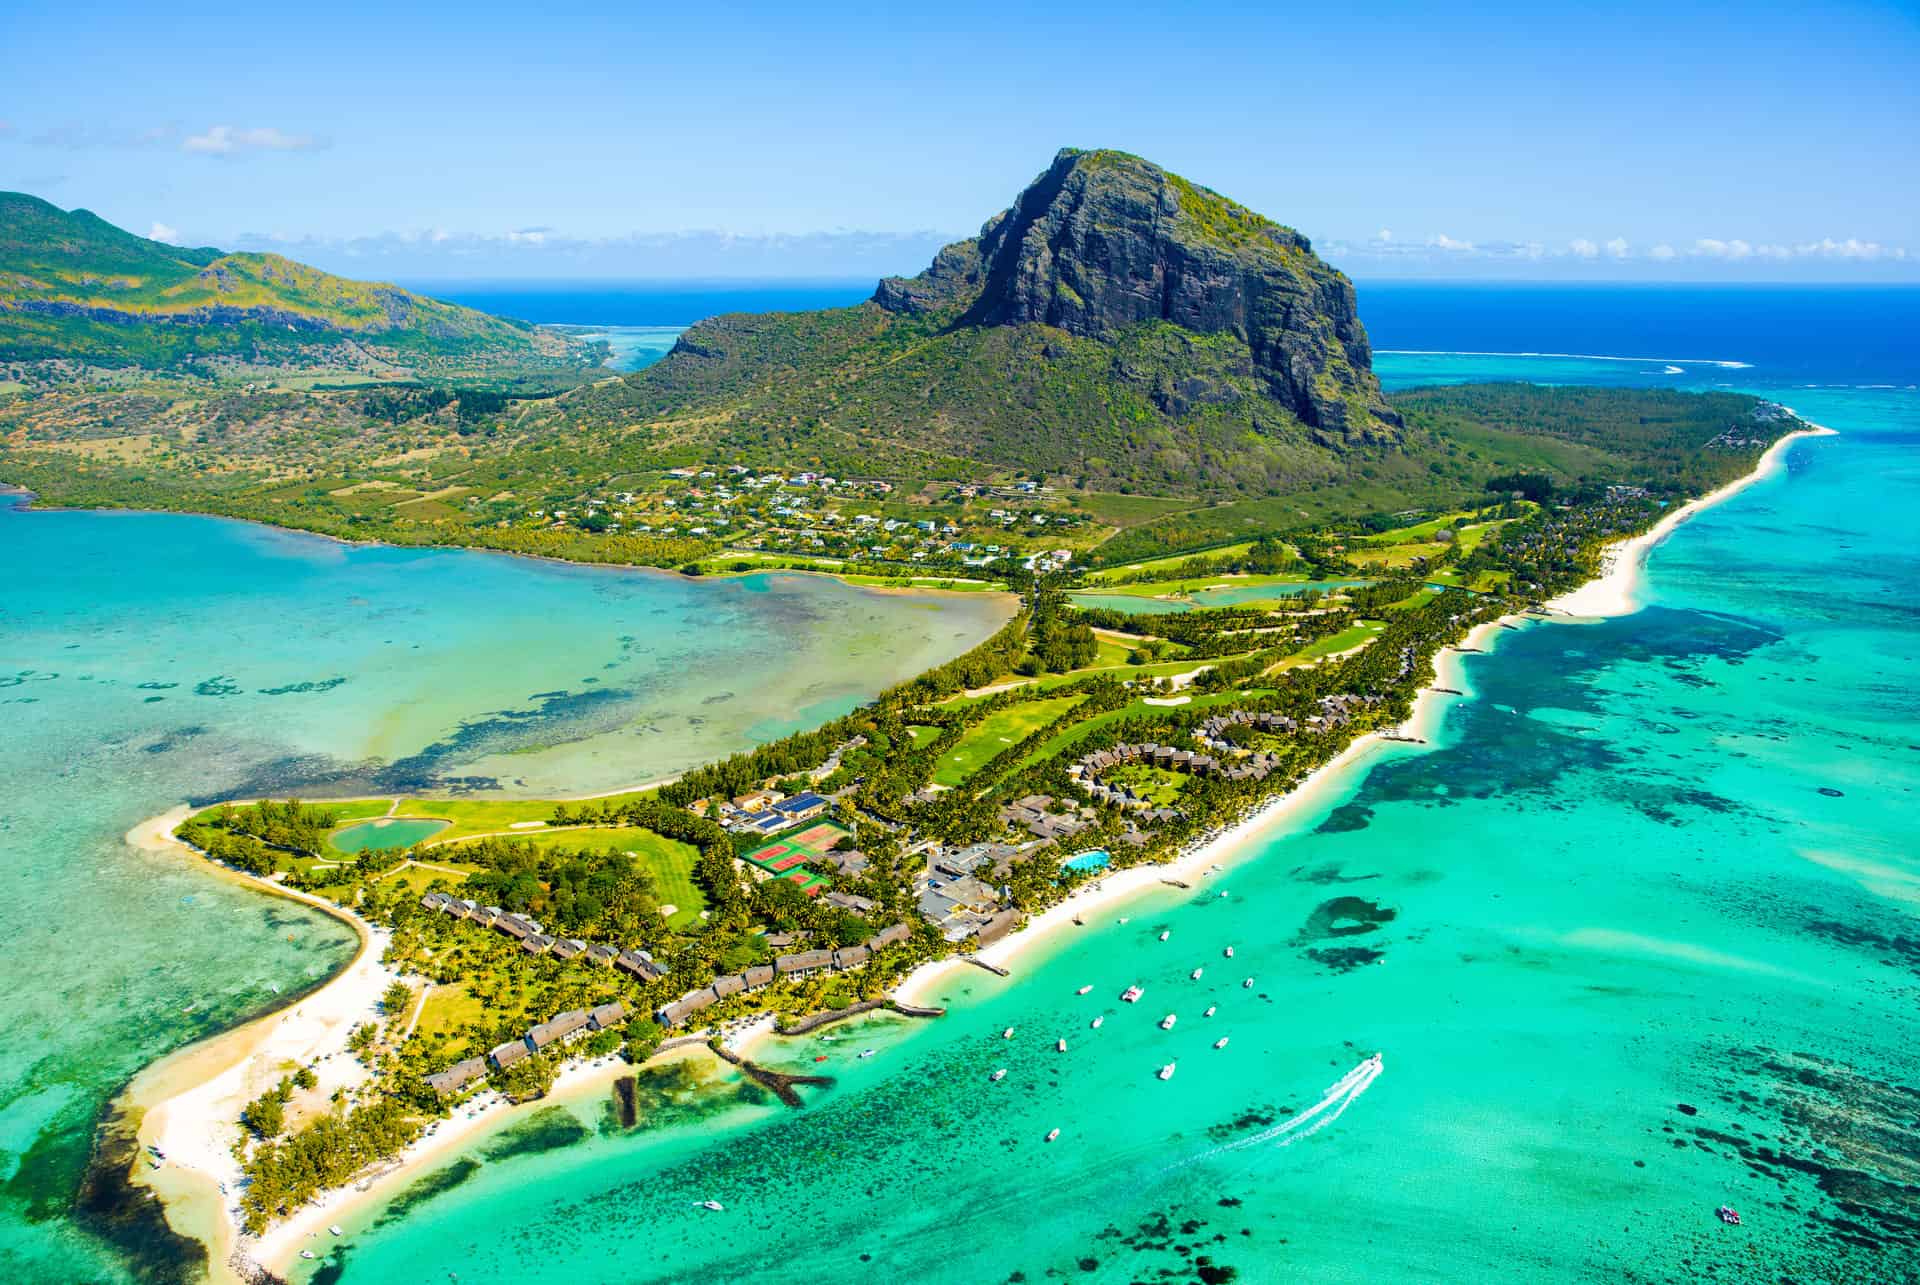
left=1649, top=243, right=1676, bottom=261
left=1794, top=236, right=1906, bottom=261
left=148, top=221, right=182, bottom=244
left=1692, top=237, right=1753, bottom=260
left=1428, top=233, right=1474, bottom=252
left=1569, top=238, right=1599, bottom=259
left=1376, top=228, right=1392, bottom=242
left=182, top=125, right=322, bottom=155
left=1604, top=237, right=1630, bottom=259
left=505, top=227, right=551, bottom=245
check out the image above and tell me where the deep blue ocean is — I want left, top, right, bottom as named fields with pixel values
left=417, top=280, right=1920, bottom=388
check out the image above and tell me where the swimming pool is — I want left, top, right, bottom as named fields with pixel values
left=1062, top=849, right=1111, bottom=872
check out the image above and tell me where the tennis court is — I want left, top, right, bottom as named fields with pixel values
left=791, top=822, right=844, bottom=850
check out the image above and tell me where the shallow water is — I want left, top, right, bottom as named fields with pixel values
left=0, top=509, right=1010, bottom=1282
left=308, top=372, right=1918, bottom=1284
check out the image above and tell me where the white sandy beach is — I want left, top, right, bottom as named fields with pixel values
left=1546, top=424, right=1835, bottom=618
left=123, top=420, right=1829, bottom=1280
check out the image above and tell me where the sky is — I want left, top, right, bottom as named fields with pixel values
left=3, top=1, right=1917, bottom=282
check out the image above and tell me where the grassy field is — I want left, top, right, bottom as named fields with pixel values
left=1083, top=541, right=1258, bottom=582
left=1107, top=764, right=1189, bottom=806
left=413, top=982, right=488, bottom=1041
left=1271, top=621, right=1385, bottom=670
left=1345, top=543, right=1445, bottom=569
left=437, top=826, right=706, bottom=927
left=1080, top=570, right=1317, bottom=599
left=932, top=695, right=1084, bottom=786
left=390, top=792, right=663, bottom=843
left=906, top=725, right=943, bottom=748
left=1017, top=690, right=1254, bottom=771
left=1076, top=492, right=1198, bottom=527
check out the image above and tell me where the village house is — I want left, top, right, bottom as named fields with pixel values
left=823, top=890, right=875, bottom=915
left=614, top=949, right=665, bottom=982
left=743, top=964, right=776, bottom=988
left=586, top=943, right=619, bottom=967
left=732, top=788, right=781, bottom=812
left=832, top=945, right=871, bottom=969
left=488, top=1039, right=530, bottom=1071
left=522, top=933, right=555, bottom=956
left=588, top=1001, right=627, bottom=1031
left=712, top=974, right=748, bottom=998
left=865, top=922, right=913, bottom=950
left=657, top=988, right=718, bottom=1027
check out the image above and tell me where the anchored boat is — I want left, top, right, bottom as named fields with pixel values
left=1158, top=1062, right=1176, bottom=1081
left=1214, top=1037, right=1229, bottom=1049
left=990, top=1068, right=1007, bottom=1082
left=1121, top=985, right=1143, bottom=1003
left=1159, top=1013, right=1177, bottom=1030
left=1045, top=1128, right=1061, bottom=1142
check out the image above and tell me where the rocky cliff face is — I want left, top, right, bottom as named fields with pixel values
left=876, top=149, right=1398, bottom=440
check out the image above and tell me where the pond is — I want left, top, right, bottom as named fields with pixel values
left=329, top=818, right=451, bottom=853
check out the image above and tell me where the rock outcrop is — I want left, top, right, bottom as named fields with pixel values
left=876, top=149, right=1398, bottom=440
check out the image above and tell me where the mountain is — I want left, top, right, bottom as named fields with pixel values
left=565, top=149, right=1401, bottom=496
left=0, top=193, right=597, bottom=382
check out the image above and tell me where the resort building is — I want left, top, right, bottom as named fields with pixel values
left=775, top=948, right=835, bottom=976
left=588, top=1002, right=627, bottom=1031
left=771, top=791, right=830, bottom=823
left=526, top=1009, right=592, bottom=1051
left=425, top=1056, right=487, bottom=1097
left=489, top=1039, right=530, bottom=1071
left=865, top=922, right=913, bottom=950
left=614, top=949, right=665, bottom=982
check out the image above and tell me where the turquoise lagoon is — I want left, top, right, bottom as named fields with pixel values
left=305, top=371, right=1918, bottom=1284
left=327, top=819, right=451, bottom=854
left=0, top=510, right=1011, bottom=1283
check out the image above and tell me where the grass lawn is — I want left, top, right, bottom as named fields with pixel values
left=1381, top=587, right=1442, bottom=612
left=184, top=796, right=394, bottom=829
left=413, top=982, right=488, bottom=1041
left=1081, top=570, right=1313, bottom=599
left=440, top=826, right=707, bottom=927
left=941, top=651, right=1226, bottom=705
left=373, top=862, right=465, bottom=899
left=906, top=725, right=943, bottom=748
left=392, top=791, right=661, bottom=843
left=1271, top=621, right=1386, bottom=670
left=1356, top=511, right=1475, bottom=545
left=1017, top=690, right=1249, bottom=771
left=932, top=695, right=1084, bottom=786
left=1107, top=764, right=1189, bottom=806
left=1346, top=543, right=1446, bottom=569
left=1083, top=540, right=1259, bottom=581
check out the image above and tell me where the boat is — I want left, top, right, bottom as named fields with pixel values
left=1213, top=1037, right=1229, bottom=1049
left=1159, top=1013, right=1177, bottom=1030
left=1118, top=917, right=1129, bottom=924
left=1204, top=1005, right=1216, bottom=1017
left=1045, top=1127, right=1061, bottom=1142
left=1218, top=890, right=1228, bottom=898
left=329, top=1224, right=343, bottom=1236
left=1224, top=946, right=1234, bottom=958
left=1056, top=1038, right=1068, bottom=1052
left=1157, top=1062, right=1176, bottom=1081
left=813, top=1055, right=828, bottom=1063
left=698, top=1199, right=724, bottom=1212
left=1121, top=985, right=1143, bottom=1003
left=1090, top=1015, right=1103, bottom=1028
left=1003, top=1027, right=1015, bottom=1039
left=1190, top=968, right=1204, bottom=980
left=859, top=1049, right=875, bottom=1059
left=301, top=1251, right=317, bottom=1260
left=1158, top=930, right=1170, bottom=942
left=1076, top=984, right=1092, bottom=995
left=1716, top=1206, right=1741, bottom=1226
left=990, top=1068, right=1007, bottom=1082
left=1242, top=977, right=1254, bottom=988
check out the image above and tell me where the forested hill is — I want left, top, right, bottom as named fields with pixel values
left=0, top=193, right=600, bottom=384
left=552, top=149, right=1402, bottom=498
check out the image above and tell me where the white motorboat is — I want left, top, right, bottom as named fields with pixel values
left=1158, top=930, right=1170, bottom=942
left=1190, top=967, right=1203, bottom=980
left=698, top=1200, right=724, bottom=1212
left=300, top=1250, right=317, bottom=1260
left=329, top=1225, right=343, bottom=1236
left=1045, top=1127, right=1061, bottom=1142
left=1242, top=977, right=1254, bottom=988
left=1159, top=1013, right=1177, bottom=1030
left=1056, top=1038, right=1068, bottom=1052
left=1158, top=1062, right=1176, bottom=1081
left=1214, top=1037, right=1229, bottom=1049
left=1224, top=946, right=1234, bottom=958
left=1090, top=1015, right=1104, bottom=1028
left=1076, top=985, right=1092, bottom=995
left=1003, top=1027, right=1015, bottom=1039
left=1121, top=985, right=1143, bottom=1003
left=1204, top=1005, right=1217, bottom=1017
left=990, top=1068, right=1007, bottom=1082
left=859, top=1049, right=875, bottom=1059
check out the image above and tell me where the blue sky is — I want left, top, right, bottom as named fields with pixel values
left=3, top=1, right=1916, bottom=281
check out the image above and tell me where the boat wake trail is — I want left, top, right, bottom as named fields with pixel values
left=1175, top=1054, right=1383, bottom=1169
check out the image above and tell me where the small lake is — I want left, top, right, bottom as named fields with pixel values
left=329, top=818, right=450, bottom=853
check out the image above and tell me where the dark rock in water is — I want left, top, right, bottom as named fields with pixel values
left=1817, top=786, right=1844, bottom=797
left=874, top=148, right=1399, bottom=440
left=1676, top=1103, right=1699, bottom=1115
left=1293, top=895, right=1398, bottom=945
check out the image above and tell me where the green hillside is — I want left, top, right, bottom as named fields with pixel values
left=0, top=193, right=599, bottom=382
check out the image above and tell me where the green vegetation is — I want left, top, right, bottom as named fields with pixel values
left=0, top=193, right=602, bottom=382
left=932, top=695, right=1084, bottom=786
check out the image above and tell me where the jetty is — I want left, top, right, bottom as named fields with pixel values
left=777, top=997, right=946, bottom=1036
left=962, top=955, right=1010, bottom=977
left=706, top=1040, right=832, bottom=1108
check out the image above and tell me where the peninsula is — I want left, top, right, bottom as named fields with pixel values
left=5, top=150, right=1825, bottom=1282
